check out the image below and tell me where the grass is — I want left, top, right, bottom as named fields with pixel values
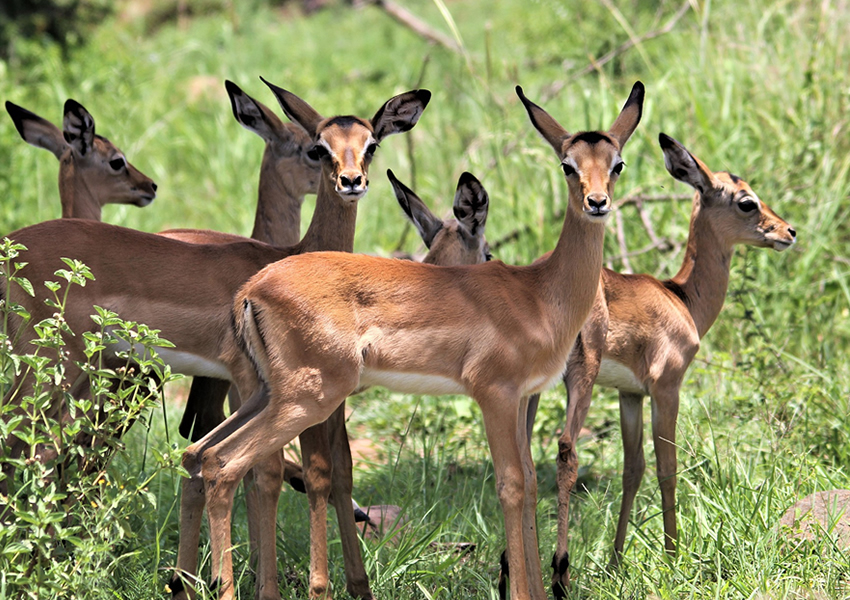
left=1, top=0, right=849, bottom=598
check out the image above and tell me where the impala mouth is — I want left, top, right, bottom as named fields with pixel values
left=772, top=239, right=794, bottom=251
left=337, top=187, right=368, bottom=202
left=135, top=195, right=156, bottom=207
left=585, top=206, right=611, bottom=220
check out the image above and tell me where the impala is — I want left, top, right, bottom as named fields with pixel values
left=0, top=82, right=430, bottom=600
left=5, top=99, right=157, bottom=220
left=530, top=133, right=797, bottom=597
left=179, top=81, right=644, bottom=600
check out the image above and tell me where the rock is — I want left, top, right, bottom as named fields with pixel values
left=778, top=489, right=850, bottom=548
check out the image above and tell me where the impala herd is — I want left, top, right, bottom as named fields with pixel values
left=1, top=77, right=795, bottom=600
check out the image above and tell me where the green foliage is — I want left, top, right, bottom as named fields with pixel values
left=0, top=240, right=182, bottom=599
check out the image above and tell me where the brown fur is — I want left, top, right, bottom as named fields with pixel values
left=180, top=82, right=644, bottom=600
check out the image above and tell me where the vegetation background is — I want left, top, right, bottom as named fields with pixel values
left=0, top=0, right=849, bottom=597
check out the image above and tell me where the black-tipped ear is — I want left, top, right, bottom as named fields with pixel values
left=63, top=99, right=95, bottom=156
left=658, top=132, right=717, bottom=195
left=516, top=85, right=570, bottom=156
left=453, top=172, right=489, bottom=236
left=260, top=76, right=324, bottom=138
left=388, top=168, right=442, bottom=248
left=5, top=101, right=68, bottom=159
left=225, top=79, right=287, bottom=143
left=371, top=89, right=431, bottom=142
left=608, top=81, right=644, bottom=149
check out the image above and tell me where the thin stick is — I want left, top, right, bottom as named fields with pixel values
left=614, top=209, right=633, bottom=274
left=541, top=0, right=692, bottom=102
left=371, top=0, right=462, bottom=53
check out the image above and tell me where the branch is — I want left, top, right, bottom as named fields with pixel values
left=615, top=193, right=692, bottom=208
left=541, top=0, right=692, bottom=102
left=370, top=0, right=463, bottom=54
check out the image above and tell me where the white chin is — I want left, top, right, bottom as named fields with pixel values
left=772, top=241, right=792, bottom=252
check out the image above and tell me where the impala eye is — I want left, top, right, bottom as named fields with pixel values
left=109, top=157, right=126, bottom=171
left=307, top=144, right=329, bottom=161
left=612, top=161, right=625, bottom=176
left=365, top=143, right=379, bottom=157
left=561, top=163, right=576, bottom=177
left=738, top=198, right=758, bottom=212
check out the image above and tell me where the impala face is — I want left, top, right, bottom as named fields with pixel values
left=81, top=134, right=158, bottom=207
left=659, top=132, right=797, bottom=252
left=261, top=77, right=430, bottom=205
left=309, top=116, right=377, bottom=201
left=516, top=82, right=644, bottom=224
left=5, top=98, right=158, bottom=208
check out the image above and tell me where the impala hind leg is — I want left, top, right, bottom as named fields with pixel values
left=610, top=391, right=645, bottom=568
left=245, top=451, right=287, bottom=600
left=173, top=386, right=269, bottom=600
left=327, top=405, right=374, bottom=599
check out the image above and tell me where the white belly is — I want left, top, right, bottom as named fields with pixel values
left=109, top=337, right=231, bottom=380
left=595, top=358, right=646, bottom=395
left=358, top=368, right=466, bottom=396
left=523, top=370, right=566, bottom=395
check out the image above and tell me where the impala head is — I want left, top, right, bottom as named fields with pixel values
left=5, top=99, right=157, bottom=212
left=659, top=133, right=796, bottom=251
left=516, top=82, right=644, bottom=223
left=225, top=80, right=320, bottom=198
left=260, top=77, right=431, bottom=203
left=388, top=169, right=491, bottom=265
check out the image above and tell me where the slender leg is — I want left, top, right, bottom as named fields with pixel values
left=478, top=389, right=532, bottom=600
left=246, top=452, right=286, bottom=600
left=650, top=384, right=680, bottom=556
left=610, top=391, right=645, bottom=567
left=299, top=423, right=334, bottom=599
left=552, top=329, right=603, bottom=598
left=517, top=394, right=547, bottom=600
left=327, top=404, right=374, bottom=599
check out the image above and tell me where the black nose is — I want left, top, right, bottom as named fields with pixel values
left=586, top=193, right=609, bottom=209
left=340, top=175, right=362, bottom=188
left=151, top=183, right=158, bottom=192
left=788, top=227, right=796, bottom=238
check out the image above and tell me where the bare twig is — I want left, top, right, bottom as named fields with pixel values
left=541, top=0, right=692, bottom=102
left=614, top=209, right=633, bottom=273
left=615, top=193, right=692, bottom=208
left=371, top=0, right=462, bottom=54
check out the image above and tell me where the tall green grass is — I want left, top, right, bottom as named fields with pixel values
left=1, top=0, right=849, bottom=597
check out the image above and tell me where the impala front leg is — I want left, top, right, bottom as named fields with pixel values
left=300, top=422, right=334, bottom=599
left=517, top=394, right=547, bottom=600
left=650, top=383, right=681, bottom=556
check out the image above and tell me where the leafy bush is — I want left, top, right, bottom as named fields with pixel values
left=0, top=238, right=182, bottom=599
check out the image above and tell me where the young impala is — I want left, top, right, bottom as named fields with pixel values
left=531, top=133, right=796, bottom=597
left=0, top=82, right=430, bottom=600
left=5, top=99, right=157, bottom=220
left=179, top=81, right=644, bottom=600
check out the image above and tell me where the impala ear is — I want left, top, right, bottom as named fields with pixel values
left=370, top=89, right=431, bottom=142
left=516, top=85, right=570, bottom=156
left=225, top=80, right=289, bottom=144
left=387, top=169, right=442, bottom=248
left=5, top=101, right=68, bottom=159
left=658, top=133, right=718, bottom=195
left=62, top=99, right=95, bottom=157
left=453, top=172, right=489, bottom=237
left=260, top=76, right=324, bottom=138
left=608, top=81, right=644, bottom=149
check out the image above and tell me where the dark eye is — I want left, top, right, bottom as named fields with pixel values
left=738, top=198, right=758, bottom=212
left=561, top=163, right=576, bottom=177
left=612, top=161, right=625, bottom=176
left=485, top=251, right=493, bottom=262
left=306, top=144, right=329, bottom=161
left=109, top=157, right=125, bottom=171
left=365, top=143, right=379, bottom=157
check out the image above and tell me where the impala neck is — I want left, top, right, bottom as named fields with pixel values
left=296, top=175, right=357, bottom=254
left=541, top=203, right=607, bottom=332
left=58, top=158, right=102, bottom=221
left=669, top=196, right=734, bottom=338
left=250, top=154, right=304, bottom=247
